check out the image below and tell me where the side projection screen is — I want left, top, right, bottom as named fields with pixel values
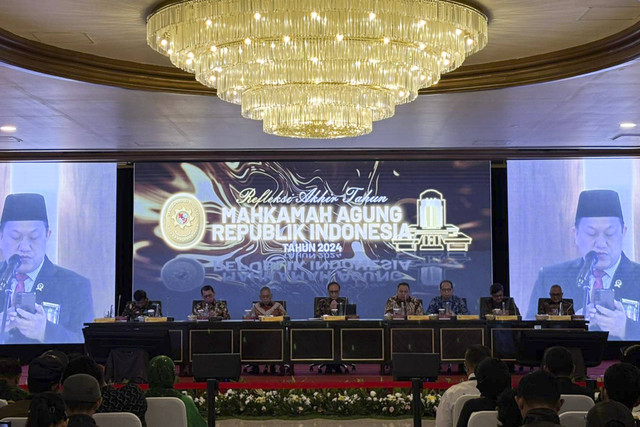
left=133, top=161, right=492, bottom=320
left=508, top=158, right=640, bottom=341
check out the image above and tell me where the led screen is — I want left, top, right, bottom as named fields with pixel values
left=508, top=158, right=640, bottom=340
left=0, top=163, right=117, bottom=344
left=133, top=161, right=492, bottom=320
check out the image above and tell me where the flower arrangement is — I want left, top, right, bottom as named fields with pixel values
left=182, top=387, right=442, bottom=419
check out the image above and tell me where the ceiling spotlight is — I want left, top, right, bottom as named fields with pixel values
left=620, top=122, right=637, bottom=129
left=0, top=125, right=17, bottom=133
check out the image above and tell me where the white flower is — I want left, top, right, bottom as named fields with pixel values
left=297, top=406, right=303, bottom=413
left=382, top=407, right=388, bottom=412
left=261, top=406, right=266, bottom=412
left=395, top=392, right=402, bottom=398
left=389, top=406, right=395, bottom=413
left=370, top=391, right=377, bottom=397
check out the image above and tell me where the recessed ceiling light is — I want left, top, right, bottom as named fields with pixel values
left=620, top=122, right=637, bottom=129
left=0, top=125, right=16, bottom=133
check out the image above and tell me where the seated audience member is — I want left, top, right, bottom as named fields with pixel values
left=539, top=285, right=575, bottom=315
left=587, top=400, right=636, bottom=427
left=26, top=391, right=68, bottom=427
left=0, top=357, right=28, bottom=402
left=427, top=280, right=469, bottom=315
left=385, top=282, right=424, bottom=316
left=145, top=356, right=207, bottom=427
left=248, top=286, right=286, bottom=317
left=315, top=281, right=348, bottom=317
left=192, top=285, right=230, bottom=319
left=0, top=355, right=64, bottom=419
left=62, top=355, right=147, bottom=426
left=479, top=283, right=520, bottom=317
left=457, top=358, right=511, bottom=427
left=602, top=363, right=640, bottom=410
left=122, top=290, right=161, bottom=320
left=42, top=350, right=69, bottom=371
left=542, top=346, right=594, bottom=399
left=516, top=370, right=562, bottom=427
left=62, top=374, right=102, bottom=427
left=435, top=345, right=491, bottom=427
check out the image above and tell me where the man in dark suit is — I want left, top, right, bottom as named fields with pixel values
left=528, top=189, right=640, bottom=339
left=0, top=193, right=93, bottom=343
left=479, top=283, right=520, bottom=317
left=314, top=281, right=347, bottom=317
left=542, top=346, right=594, bottom=399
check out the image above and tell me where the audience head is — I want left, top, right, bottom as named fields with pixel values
left=28, top=356, right=64, bottom=394
left=620, top=344, right=640, bottom=369
left=62, top=355, right=105, bottom=388
left=516, top=370, right=562, bottom=417
left=41, top=350, right=69, bottom=370
left=603, top=363, right=640, bottom=409
left=148, top=355, right=177, bottom=389
left=62, top=374, right=102, bottom=415
left=475, top=357, right=511, bottom=400
left=201, top=285, right=215, bottom=303
left=586, top=400, right=635, bottom=427
left=549, top=285, right=564, bottom=303
left=463, top=345, right=491, bottom=375
left=327, top=282, right=340, bottom=298
left=26, top=391, right=68, bottom=427
left=439, top=280, right=453, bottom=301
left=490, top=283, right=504, bottom=304
left=542, top=346, right=574, bottom=377
left=396, top=283, right=410, bottom=301
left=0, top=357, right=23, bottom=385
left=259, top=286, right=273, bottom=304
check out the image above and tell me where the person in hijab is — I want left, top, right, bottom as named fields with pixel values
left=456, top=357, right=511, bottom=427
left=144, top=356, right=206, bottom=427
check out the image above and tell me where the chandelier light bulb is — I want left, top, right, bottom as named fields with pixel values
left=147, top=0, right=488, bottom=138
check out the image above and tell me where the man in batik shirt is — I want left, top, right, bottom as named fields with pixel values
left=315, top=281, right=347, bottom=317
left=426, top=280, right=469, bottom=315
left=384, top=282, right=424, bottom=316
left=192, top=285, right=230, bottom=319
left=249, top=286, right=286, bottom=317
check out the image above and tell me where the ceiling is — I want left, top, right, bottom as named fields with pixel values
left=1, top=0, right=640, bottom=155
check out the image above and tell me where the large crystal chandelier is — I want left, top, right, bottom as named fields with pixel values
left=147, top=0, right=488, bottom=139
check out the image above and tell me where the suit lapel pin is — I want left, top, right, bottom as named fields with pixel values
left=35, top=283, right=45, bottom=292
left=614, top=280, right=622, bottom=289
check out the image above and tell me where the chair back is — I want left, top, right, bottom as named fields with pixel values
left=0, top=399, right=7, bottom=408
left=559, top=394, right=595, bottom=414
left=94, top=412, right=143, bottom=427
left=468, top=410, right=499, bottom=427
left=0, top=417, right=27, bottom=427
left=559, top=410, right=588, bottom=427
left=146, top=397, right=187, bottom=427
left=453, top=394, right=478, bottom=427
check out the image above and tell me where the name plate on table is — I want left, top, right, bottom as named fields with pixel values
left=495, top=315, right=520, bottom=321
left=457, top=315, right=480, bottom=321
left=260, top=316, right=284, bottom=322
left=548, top=315, right=572, bottom=321
left=322, top=315, right=346, bottom=321
left=144, top=317, right=168, bottom=322
left=93, top=317, right=115, bottom=323
left=407, top=315, right=431, bottom=321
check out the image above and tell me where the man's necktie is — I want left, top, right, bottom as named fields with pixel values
left=590, top=269, right=605, bottom=303
left=11, top=273, right=28, bottom=306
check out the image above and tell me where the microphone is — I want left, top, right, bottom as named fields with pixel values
left=0, top=254, right=22, bottom=289
left=577, top=251, right=598, bottom=288
left=116, top=294, right=122, bottom=317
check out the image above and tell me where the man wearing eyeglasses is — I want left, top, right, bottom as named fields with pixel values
left=314, top=281, right=347, bottom=317
left=539, top=285, right=575, bottom=316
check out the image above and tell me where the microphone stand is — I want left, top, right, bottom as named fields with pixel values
left=577, top=257, right=596, bottom=318
left=0, top=276, right=13, bottom=344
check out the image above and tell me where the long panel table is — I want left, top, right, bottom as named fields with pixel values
left=84, top=319, right=588, bottom=368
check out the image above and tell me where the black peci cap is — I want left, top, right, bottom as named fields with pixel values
left=575, top=190, right=623, bottom=223
left=0, top=193, right=48, bottom=224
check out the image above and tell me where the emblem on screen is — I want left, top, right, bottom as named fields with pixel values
left=392, top=189, right=472, bottom=252
left=160, top=193, right=207, bottom=250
